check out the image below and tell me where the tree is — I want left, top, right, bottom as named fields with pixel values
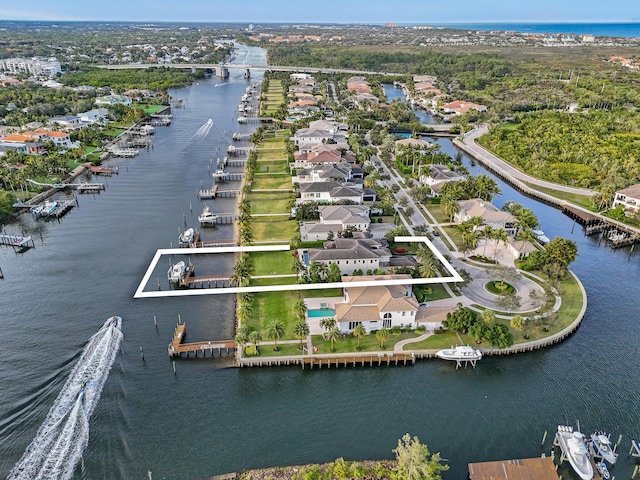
left=510, top=314, right=525, bottom=331
left=320, top=317, right=337, bottom=334
left=441, top=195, right=459, bottom=222
left=236, top=302, right=254, bottom=324
left=248, top=330, right=262, bottom=355
left=376, top=327, right=390, bottom=349
left=234, top=325, right=250, bottom=354
left=497, top=291, right=522, bottom=315
left=327, top=262, right=342, bottom=283
left=352, top=323, right=366, bottom=350
left=480, top=309, right=496, bottom=327
left=545, top=237, right=578, bottom=268
left=293, top=320, right=310, bottom=349
left=443, top=305, right=477, bottom=334
left=486, top=324, right=514, bottom=349
left=393, top=433, right=449, bottom=480
left=266, top=320, right=286, bottom=351
left=325, top=326, right=341, bottom=352
left=293, top=298, right=308, bottom=321
left=488, top=264, right=521, bottom=288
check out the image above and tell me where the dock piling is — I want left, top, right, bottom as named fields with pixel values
left=154, top=315, right=157, bottom=329
left=172, top=360, right=176, bottom=375
left=140, top=346, right=145, bottom=361
left=541, top=430, right=548, bottom=446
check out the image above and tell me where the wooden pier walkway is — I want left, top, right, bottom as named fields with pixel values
left=49, top=197, right=77, bottom=219
left=168, top=323, right=236, bottom=358
left=180, top=232, right=237, bottom=248
left=179, top=269, right=231, bottom=288
left=238, top=352, right=416, bottom=368
left=74, top=183, right=105, bottom=194
left=199, top=183, right=218, bottom=199
left=88, top=165, right=118, bottom=176
left=0, top=234, right=35, bottom=249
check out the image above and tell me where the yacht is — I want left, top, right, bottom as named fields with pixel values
left=556, top=425, right=593, bottom=480
left=179, top=228, right=195, bottom=246
left=588, top=433, right=618, bottom=465
left=435, top=345, right=482, bottom=362
left=531, top=228, right=550, bottom=244
left=167, top=261, right=187, bottom=283
left=198, top=205, right=218, bottom=226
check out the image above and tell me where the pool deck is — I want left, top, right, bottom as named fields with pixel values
left=305, top=296, right=343, bottom=335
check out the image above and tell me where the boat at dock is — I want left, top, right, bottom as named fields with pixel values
left=555, top=425, right=593, bottom=480
left=532, top=228, right=550, bottom=244
left=198, top=205, right=218, bottom=226
left=32, top=200, right=58, bottom=218
left=436, top=345, right=482, bottom=362
left=167, top=261, right=188, bottom=283
left=179, top=228, right=195, bottom=246
left=587, top=433, right=618, bottom=465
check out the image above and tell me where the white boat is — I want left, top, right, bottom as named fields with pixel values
left=179, top=228, right=195, bottom=245
left=436, top=345, right=482, bottom=362
left=556, top=425, right=594, bottom=480
left=531, top=228, right=550, bottom=244
left=588, top=433, right=618, bottom=465
left=32, top=200, right=58, bottom=217
left=167, top=261, right=187, bottom=283
left=596, top=461, right=610, bottom=479
left=198, top=205, right=218, bottom=226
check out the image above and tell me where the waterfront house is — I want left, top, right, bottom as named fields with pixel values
left=297, top=182, right=364, bottom=204
left=301, top=238, right=391, bottom=275
left=293, top=163, right=359, bottom=185
left=78, top=108, right=109, bottom=125
left=300, top=205, right=371, bottom=241
left=441, top=100, right=488, bottom=115
left=334, top=274, right=419, bottom=332
left=506, top=238, right=537, bottom=259
left=612, top=184, right=640, bottom=213
left=454, top=199, right=518, bottom=235
left=0, top=134, right=46, bottom=155
left=394, top=137, right=434, bottom=153
left=95, top=94, right=133, bottom=107
left=419, top=164, right=464, bottom=196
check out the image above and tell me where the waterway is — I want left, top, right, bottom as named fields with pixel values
left=383, top=83, right=436, bottom=124
left=1, top=44, right=640, bottom=480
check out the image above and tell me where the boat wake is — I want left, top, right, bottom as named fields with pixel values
left=7, top=316, right=123, bottom=480
left=192, top=119, right=213, bottom=139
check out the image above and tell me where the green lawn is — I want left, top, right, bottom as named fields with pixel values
left=521, top=182, right=594, bottom=210
left=442, top=226, right=464, bottom=251
left=424, top=203, right=450, bottom=224
left=253, top=343, right=305, bottom=357
left=406, top=330, right=459, bottom=350
left=310, top=331, right=422, bottom=354
left=249, top=290, right=299, bottom=337
left=256, top=150, right=287, bottom=161
left=252, top=217, right=298, bottom=242
left=249, top=192, right=291, bottom=215
left=251, top=175, right=291, bottom=189
left=141, top=104, right=167, bottom=114
left=414, top=284, right=451, bottom=302
left=250, top=250, right=295, bottom=275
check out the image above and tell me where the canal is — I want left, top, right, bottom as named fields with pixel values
left=0, top=47, right=639, bottom=480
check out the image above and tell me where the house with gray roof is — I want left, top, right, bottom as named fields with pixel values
left=297, top=181, right=364, bottom=204
left=293, top=162, right=354, bottom=184
left=300, top=238, right=391, bottom=275
left=300, top=205, right=371, bottom=241
left=419, top=164, right=464, bottom=196
left=613, top=184, right=640, bottom=213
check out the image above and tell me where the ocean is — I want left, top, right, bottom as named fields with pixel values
left=405, top=22, right=640, bottom=37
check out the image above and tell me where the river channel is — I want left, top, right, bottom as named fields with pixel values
left=0, top=45, right=639, bottom=480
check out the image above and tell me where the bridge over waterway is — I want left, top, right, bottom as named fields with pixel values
left=96, top=63, right=403, bottom=77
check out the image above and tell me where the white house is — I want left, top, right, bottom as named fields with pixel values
left=334, top=274, right=419, bottom=332
left=300, top=205, right=371, bottom=241
left=293, top=163, right=354, bottom=184
left=419, top=164, right=464, bottom=196
left=95, top=94, right=133, bottom=107
left=301, top=238, right=391, bottom=275
left=297, top=182, right=364, bottom=204
left=79, top=108, right=109, bottom=125
left=613, top=184, right=640, bottom=213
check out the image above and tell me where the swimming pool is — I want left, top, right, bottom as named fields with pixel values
left=307, top=308, right=336, bottom=318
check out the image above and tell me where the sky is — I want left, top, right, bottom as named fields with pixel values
left=3, top=0, right=639, bottom=24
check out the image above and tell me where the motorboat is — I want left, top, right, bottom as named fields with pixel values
left=588, top=433, right=618, bottom=465
left=556, top=425, right=593, bottom=480
left=531, top=228, right=550, bottom=244
left=167, top=261, right=187, bottom=283
left=179, top=228, right=195, bottom=246
left=32, top=200, right=58, bottom=217
left=596, top=461, right=610, bottom=480
left=198, top=205, right=218, bottom=226
left=435, top=345, right=482, bottom=362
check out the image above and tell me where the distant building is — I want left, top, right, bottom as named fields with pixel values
left=419, top=164, right=464, bottom=196
left=95, top=94, right=133, bottom=107
left=0, top=57, right=62, bottom=77
left=441, top=100, right=487, bottom=115
left=300, top=205, right=371, bottom=241
left=454, top=199, right=518, bottom=235
left=613, top=184, right=640, bottom=213
left=301, top=238, right=392, bottom=275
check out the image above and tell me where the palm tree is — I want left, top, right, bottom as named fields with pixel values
left=376, top=327, right=390, bottom=349
left=442, top=196, right=459, bottom=223
left=325, top=326, right=341, bottom=352
left=482, top=225, right=494, bottom=258
left=236, top=302, right=254, bottom=324
left=234, top=325, right=250, bottom=354
left=319, top=317, right=336, bottom=334
left=293, top=320, right=310, bottom=349
left=266, top=320, right=286, bottom=351
left=248, top=330, right=262, bottom=355
left=493, top=228, right=508, bottom=260
left=293, top=298, right=308, bottom=321
left=353, top=323, right=366, bottom=350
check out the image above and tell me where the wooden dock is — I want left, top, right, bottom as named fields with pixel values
left=238, top=352, right=416, bottom=369
left=199, top=183, right=218, bottom=199
left=0, top=234, right=35, bottom=250
left=88, top=165, right=118, bottom=176
left=178, top=269, right=231, bottom=288
left=168, top=323, right=236, bottom=358
left=232, top=132, right=252, bottom=141
left=74, top=183, right=105, bottom=194
left=49, top=197, right=77, bottom=219
left=562, top=204, right=600, bottom=226
left=215, top=188, right=239, bottom=198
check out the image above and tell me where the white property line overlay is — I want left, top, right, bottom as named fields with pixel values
left=133, top=236, right=463, bottom=298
